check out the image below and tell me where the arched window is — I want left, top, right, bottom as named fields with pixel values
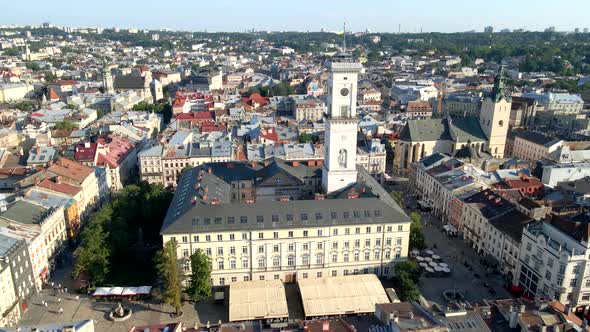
left=316, top=254, right=324, bottom=265
left=258, top=256, right=266, bottom=268
left=302, top=254, right=309, bottom=265
left=272, top=256, right=280, bottom=267
left=338, top=149, right=347, bottom=168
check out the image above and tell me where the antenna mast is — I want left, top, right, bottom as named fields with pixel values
left=343, top=22, right=347, bottom=52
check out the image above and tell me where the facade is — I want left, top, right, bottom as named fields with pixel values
left=160, top=51, right=411, bottom=287
left=517, top=215, right=590, bottom=311
left=0, top=233, right=36, bottom=310
left=0, top=261, right=19, bottom=327
left=295, top=98, right=327, bottom=123
left=512, top=131, right=563, bottom=162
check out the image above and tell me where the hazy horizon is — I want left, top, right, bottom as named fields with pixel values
left=1, top=0, right=589, bottom=33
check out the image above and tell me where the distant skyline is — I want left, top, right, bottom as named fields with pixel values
left=1, top=0, right=589, bottom=33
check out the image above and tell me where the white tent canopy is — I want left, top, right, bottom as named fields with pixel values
left=229, top=280, right=288, bottom=322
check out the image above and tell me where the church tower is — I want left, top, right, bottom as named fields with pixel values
left=479, top=65, right=512, bottom=158
left=102, top=61, right=114, bottom=94
left=322, top=24, right=363, bottom=194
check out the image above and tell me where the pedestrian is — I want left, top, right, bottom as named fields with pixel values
left=59, top=307, right=63, bottom=315
left=57, top=298, right=61, bottom=304
left=75, top=295, right=79, bottom=300
left=64, top=287, right=67, bottom=293
left=51, top=281, right=54, bottom=288
left=44, top=302, right=48, bottom=308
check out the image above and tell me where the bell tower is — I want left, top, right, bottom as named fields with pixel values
left=102, top=60, right=114, bottom=94
left=479, top=65, right=512, bottom=158
left=322, top=23, right=363, bottom=194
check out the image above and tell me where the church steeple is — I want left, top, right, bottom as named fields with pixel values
left=490, top=64, right=511, bottom=103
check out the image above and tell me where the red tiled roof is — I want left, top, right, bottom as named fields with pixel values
left=175, top=112, right=214, bottom=121
left=38, top=178, right=82, bottom=196
left=96, top=136, right=135, bottom=169
left=51, top=80, right=78, bottom=86
left=172, top=97, right=186, bottom=108
left=260, top=127, right=279, bottom=142
left=74, top=143, right=98, bottom=162
left=201, top=123, right=227, bottom=133
left=47, top=158, right=94, bottom=184
left=49, top=88, right=60, bottom=101
left=242, top=93, right=269, bottom=108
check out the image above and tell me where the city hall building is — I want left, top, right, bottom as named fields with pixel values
left=161, top=50, right=411, bottom=286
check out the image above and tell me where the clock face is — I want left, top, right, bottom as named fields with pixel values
left=340, top=88, right=350, bottom=96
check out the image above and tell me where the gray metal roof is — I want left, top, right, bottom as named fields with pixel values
left=0, top=233, right=24, bottom=257
left=161, top=196, right=408, bottom=235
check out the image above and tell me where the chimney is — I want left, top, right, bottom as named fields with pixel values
left=317, top=160, right=324, bottom=166
left=308, top=160, right=316, bottom=166
left=347, top=190, right=359, bottom=199
left=55, top=176, right=61, bottom=184
left=211, top=199, right=221, bottom=205
left=322, top=321, right=330, bottom=332
left=202, top=195, right=207, bottom=201
left=292, top=161, right=300, bottom=167
left=264, top=160, right=270, bottom=167
left=204, top=186, right=209, bottom=193
left=279, top=196, right=290, bottom=202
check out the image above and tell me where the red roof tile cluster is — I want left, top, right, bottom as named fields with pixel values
left=175, top=112, right=214, bottom=122
left=51, top=80, right=78, bottom=86
left=260, top=127, right=279, bottom=142
left=48, top=157, right=94, bottom=184
left=38, top=178, right=82, bottom=196
left=242, top=93, right=269, bottom=108
left=201, top=123, right=227, bottom=133
left=74, top=142, right=98, bottom=162
left=96, top=136, right=135, bottom=169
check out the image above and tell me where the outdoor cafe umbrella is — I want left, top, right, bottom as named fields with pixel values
left=415, top=256, right=424, bottom=261
left=424, top=257, right=432, bottom=262
left=428, top=261, right=438, bottom=267
left=425, top=267, right=434, bottom=273
left=432, top=254, right=441, bottom=260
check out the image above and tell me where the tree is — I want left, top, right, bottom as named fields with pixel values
left=14, top=101, right=34, bottom=112
left=53, top=121, right=77, bottom=131
left=26, top=61, right=41, bottom=71
left=298, top=132, right=316, bottom=143
left=391, top=192, right=404, bottom=209
left=393, top=260, right=421, bottom=301
left=154, top=240, right=183, bottom=316
left=409, top=212, right=426, bottom=250
left=185, top=249, right=212, bottom=302
left=73, top=222, right=111, bottom=286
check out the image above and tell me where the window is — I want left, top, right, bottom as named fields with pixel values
left=332, top=253, right=338, bottom=263
left=287, top=255, right=294, bottom=266
left=397, top=225, right=403, bottom=231
left=345, top=228, right=350, bottom=235
left=259, top=275, right=265, bottom=281
left=258, top=257, right=266, bottom=268
left=374, top=251, right=381, bottom=260
left=302, top=243, right=309, bottom=251
left=387, top=226, right=392, bottom=232
left=230, top=259, right=236, bottom=269
left=353, top=211, right=361, bottom=218
left=301, top=213, right=308, bottom=221
left=344, top=269, right=349, bottom=276
left=218, top=260, right=224, bottom=270
left=274, top=274, right=279, bottom=280
left=273, top=244, right=279, bottom=253
left=332, top=242, right=338, bottom=249
left=206, top=248, right=212, bottom=256
left=333, top=228, right=338, bottom=236
left=194, top=235, right=199, bottom=242
left=206, top=235, right=211, bottom=242
left=242, top=258, right=249, bottom=269
left=545, top=271, right=552, bottom=280
left=231, top=277, right=237, bottom=283
left=377, top=226, right=382, bottom=232
left=344, top=241, right=350, bottom=249
left=217, top=234, right=222, bottom=241
left=331, top=212, right=337, bottom=220
left=240, top=216, right=248, bottom=224
left=574, top=265, right=581, bottom=274
left=302, top=254, right=309, bottom=265
left=375, top=238, right=381, bottom=246
left=302, top=273, right=308, bottom=279
left=570, top=279, right=578, bottom=287
left=286, top=214, right=293, bottom=221
left=273, top=256, right=280, bottom=267
left=354, top=252, right=360, bottom=262
left=316, top=212, right=323, bottom=220
left=273, top=232, right=279, bottom=239
left=396, top=237, right=402, bottom=246
left=386, top=238, right=392, bottom=246
left=316, top=254, right=324, bottom=265
left=219, top=277, right=225, bottom=285
left=272, top=214, right=279, bottom=222
left=374, top=210, right=382, bottom=217
left=184, top=260, right=190, bottom=272
left=354, top=239, right=360, bottom=248
left=288, top=231, right=294, bottom=238
left=288, top=243, right=294, bottom=252
left=317, top=242, right=323, bottom=250
left=343, top=253, right=349, bottom=262
left=355, top=227, right=361, bottom=234
left=182, top=236, right=188, bottom=243
left=182, top=249, right=189, bottom=257
left=257, top=215, right=264, bottom=223
left=385, top=250, right=391, bottom=259
left=317, top=272, right=322, bottom=278
left=229, top=234, right=235, bottom=241
left=332, top=270, right=337, bottom=277
left=242, top=246, right=248, bottom=255
left=258, top=245, right=264, bottom=253
left=303, top=230, right=308, bottom=237
left=366, top=227, right=371, bottom=233
left=364, top=251, right=370, bottom=260
left=217, top=247, right=223, bottom=256
left=258, top=232, right=264, bottom=239
left=365, top=239, right=371, bottom=247
left=343, top=212, right=350, bottom=219
left=317, top=230, right=323, bottom=236
left=526, top=243, right=532, bottom=251
left=242, top=233, right=248, bottom=240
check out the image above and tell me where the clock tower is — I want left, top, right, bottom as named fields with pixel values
left=322, top=41, right=363, bottom=194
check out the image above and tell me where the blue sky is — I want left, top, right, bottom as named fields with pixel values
left=1, top=0, right=588, bottom=33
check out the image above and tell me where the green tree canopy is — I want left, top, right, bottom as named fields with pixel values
left=409, top=212, right=425, bottom=250
left=73, top=221, right=111, bottom=286
left=53, top=121, right=77, bottom=131
left=185, top=249, right=212, bottom=302
left=155, top=240, right=183, bottom=315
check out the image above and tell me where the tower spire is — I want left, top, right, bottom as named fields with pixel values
left=342, top=22, right=347, bottom=52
